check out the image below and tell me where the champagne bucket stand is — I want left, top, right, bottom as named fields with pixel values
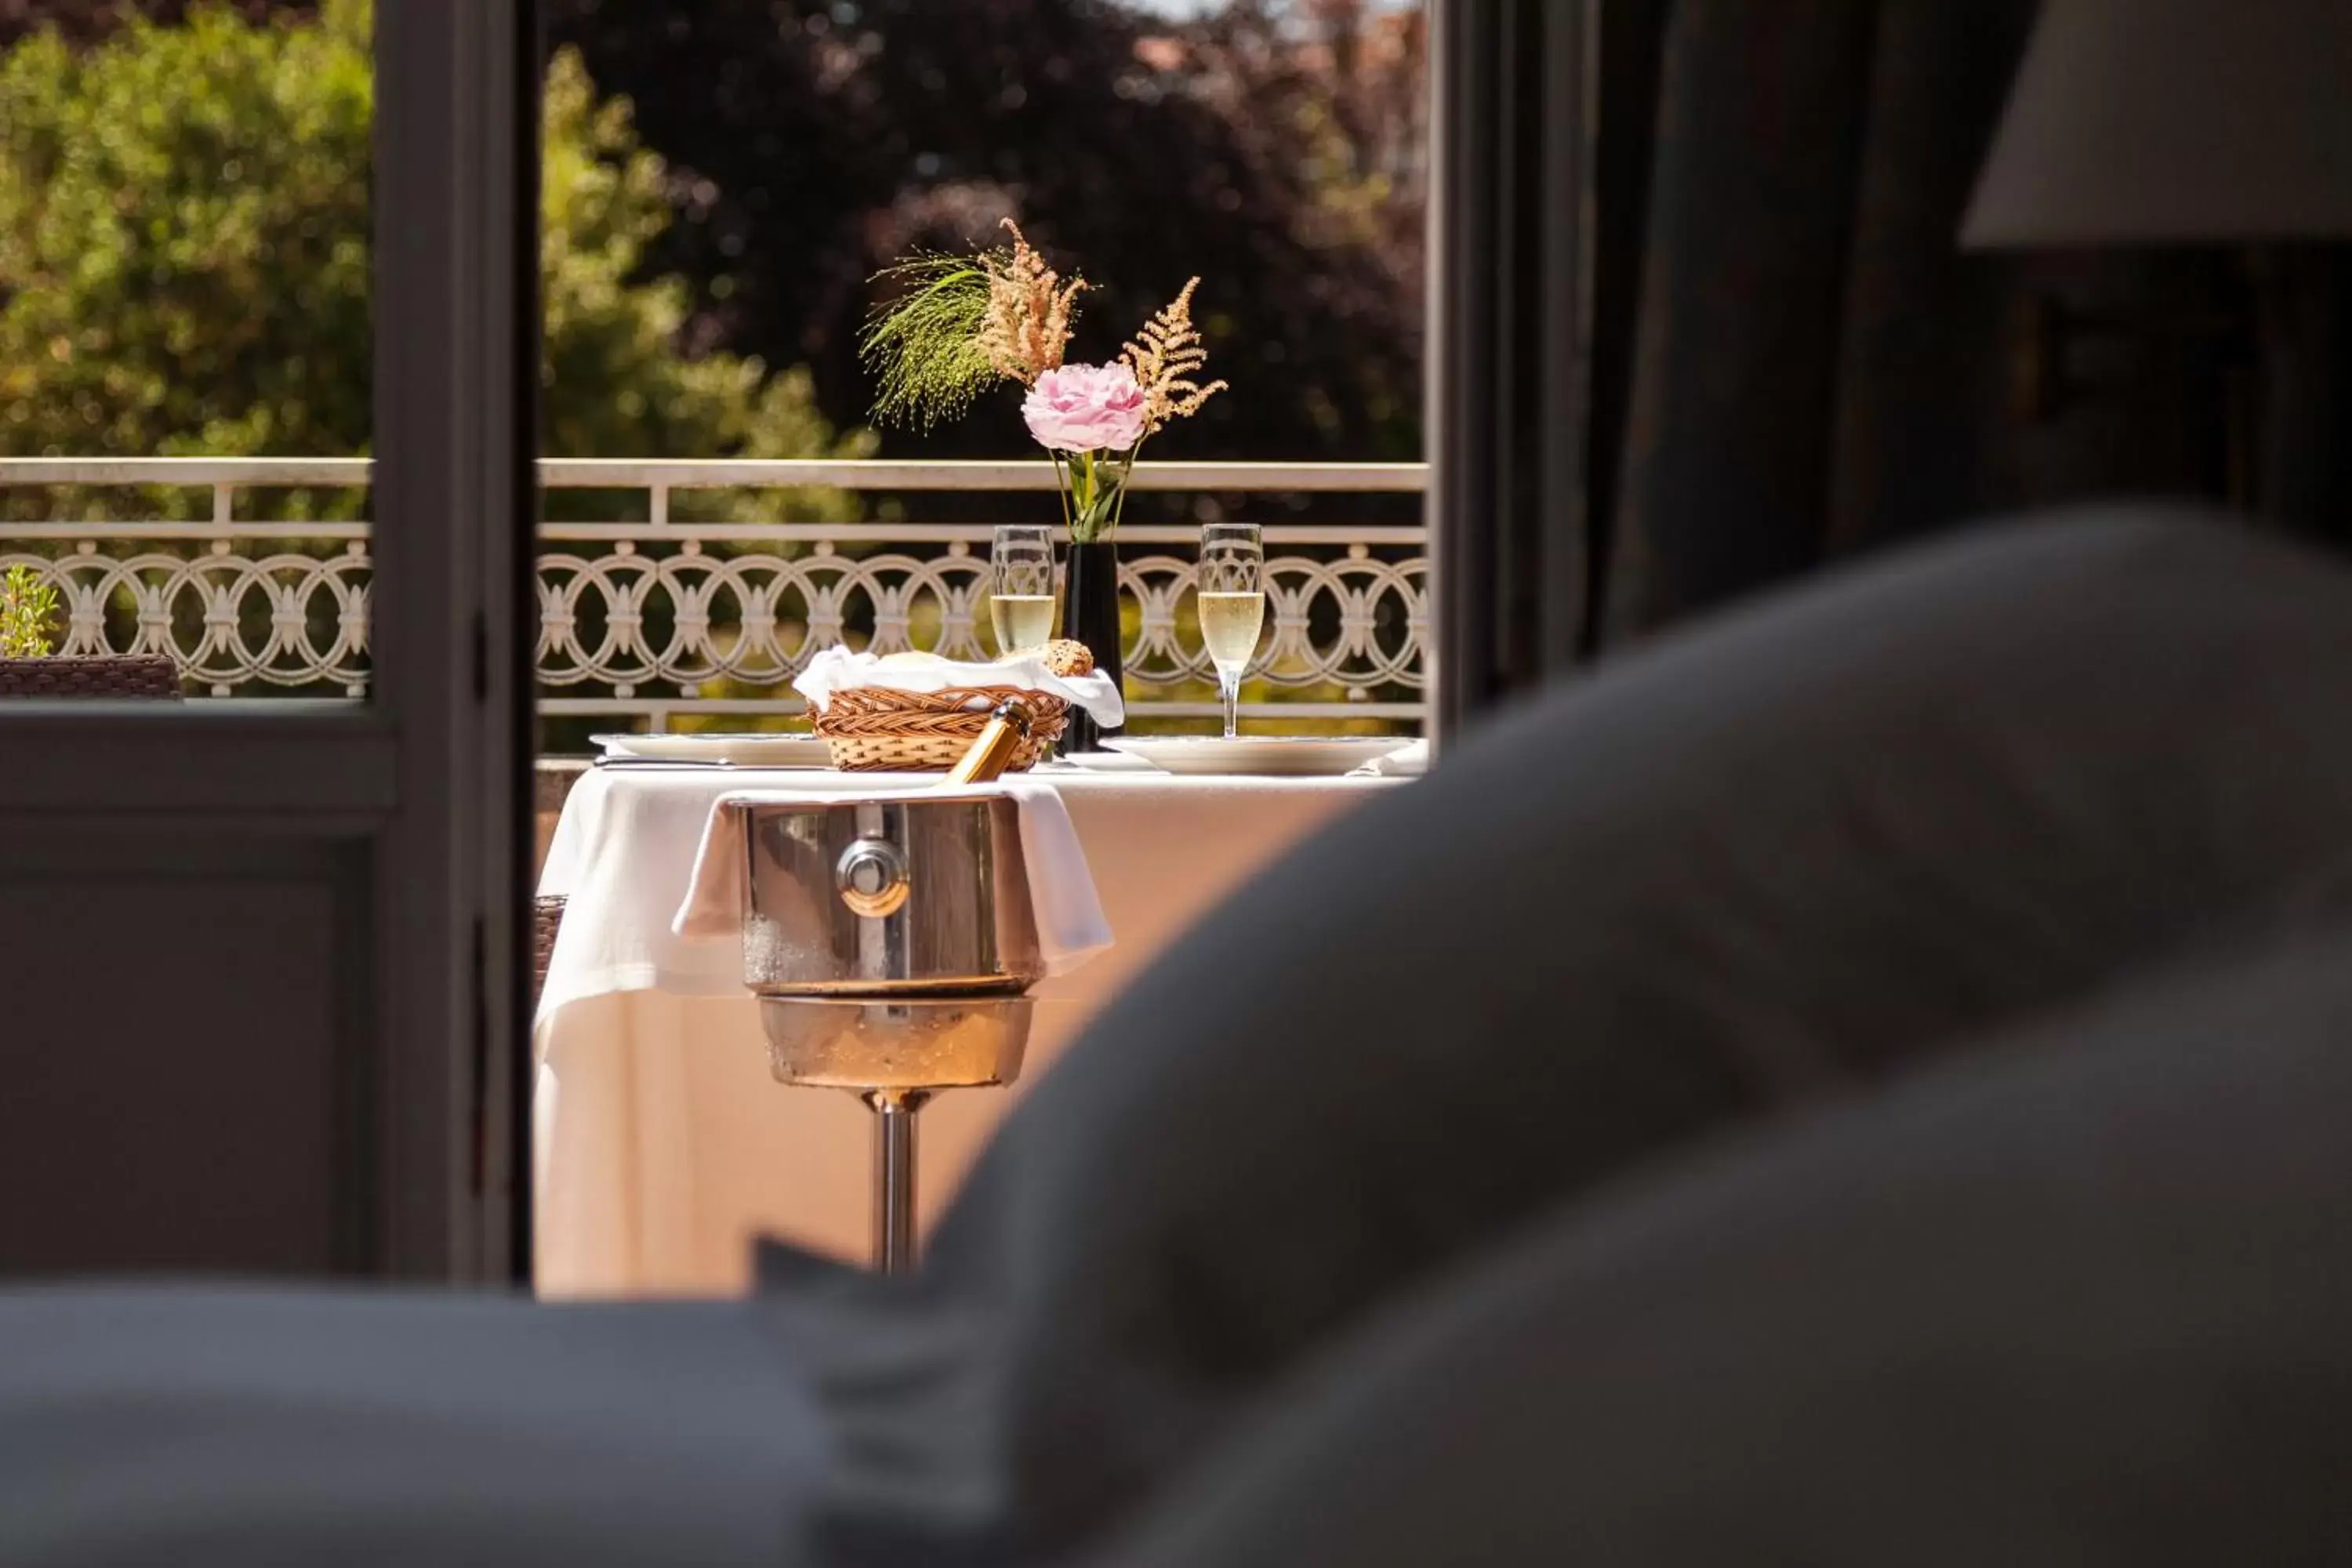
left=735, top=792, right=1042, bottom=1272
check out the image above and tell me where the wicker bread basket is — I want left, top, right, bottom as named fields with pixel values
left=811, top=684, right=1069, bottom=772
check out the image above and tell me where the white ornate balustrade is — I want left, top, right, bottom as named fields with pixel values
left=0, top=457, right=1428, bottom=729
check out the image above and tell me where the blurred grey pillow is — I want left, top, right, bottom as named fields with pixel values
left=1093, top=935, right=2352, bottom=1568
left=777, top=510, right=2352, bottom=1563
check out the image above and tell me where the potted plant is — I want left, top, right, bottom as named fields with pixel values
left=862, top=222, right=1226, bottom=749
left=0, top=564, right=180, bottom=699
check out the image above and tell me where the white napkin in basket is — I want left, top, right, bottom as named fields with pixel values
left=671, top=779, right=1113, bottom=978
left=793, top=646, right=1126, bottom=726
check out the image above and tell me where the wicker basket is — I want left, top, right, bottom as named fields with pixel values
left=532, top=894, right=567, bottom=1001
left=0, top=654, right=182, bottom=699
left=811, top=684, right=1069, bottom=772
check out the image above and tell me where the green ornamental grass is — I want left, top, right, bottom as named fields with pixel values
left=858, top=253, right=1000, bottom=432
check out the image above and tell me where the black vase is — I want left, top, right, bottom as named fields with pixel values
left=1062, top=539, right=1124, bottom=753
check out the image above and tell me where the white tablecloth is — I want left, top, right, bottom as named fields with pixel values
left=534, top=765, right=1396, bottom=1297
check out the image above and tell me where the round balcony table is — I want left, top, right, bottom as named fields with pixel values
left=532, top=761, right=1403, bottom=1298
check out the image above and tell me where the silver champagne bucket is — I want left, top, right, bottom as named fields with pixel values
left=733, top=790, right=1042, bottom=1271
left=742, top=793, right=1043, bottom=996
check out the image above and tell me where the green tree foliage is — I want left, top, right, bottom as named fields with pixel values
left=0, top=0, right=295, bottom=50
left=0, top=0, right=866, bottom=481
left=5, top=0, right=1426, bottom=467
left=546, top=0, right=1426, bottom=465
left=539, top=41, right=866, bottom=479
left=0, top=2, right=370, bottom=459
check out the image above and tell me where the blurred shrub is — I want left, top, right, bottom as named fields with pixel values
left=0, top=0, right=866, bottom=508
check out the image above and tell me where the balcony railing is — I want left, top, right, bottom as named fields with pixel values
left=0, top=457, right=1428, bottom=733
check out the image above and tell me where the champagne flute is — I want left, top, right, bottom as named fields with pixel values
left=1197, top=522, right=1265, bottom=740
left=989, top=524, right=1058, bottom=655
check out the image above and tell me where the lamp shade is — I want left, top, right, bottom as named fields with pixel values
left=1963, top=0, right=2352, bottom=248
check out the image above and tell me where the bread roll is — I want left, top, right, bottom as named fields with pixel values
left=1040, top=639, right=1095, bottom=677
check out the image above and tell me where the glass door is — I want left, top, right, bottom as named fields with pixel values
left=0, top=0, right=535, bottom=1284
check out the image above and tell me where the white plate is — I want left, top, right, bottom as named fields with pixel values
left=592, top=732, right=833, bottom=768
left=1043, top=750, right=1161, bottom=774
left=1102, top=736, right=1413, bottom=778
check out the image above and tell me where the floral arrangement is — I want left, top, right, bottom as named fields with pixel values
left=0, top=565, right=58, bottom=658
left=861, top=221, right=1227, bottom=543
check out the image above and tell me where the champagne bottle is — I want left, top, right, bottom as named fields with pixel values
left=944, top=697, right=1034, bottom=785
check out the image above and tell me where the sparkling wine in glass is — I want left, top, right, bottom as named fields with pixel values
left=1197, top=523, right=1265, bottom=740
left=989, top=524, right=1058, bottom=655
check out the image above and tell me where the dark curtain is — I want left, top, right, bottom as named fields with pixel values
left=1589, top=0, right=2311, bottom=648
left=1429, top=0, right=1588, bottom=731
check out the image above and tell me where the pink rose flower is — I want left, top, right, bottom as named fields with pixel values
left=1022, top=363, right=1149, bottom=454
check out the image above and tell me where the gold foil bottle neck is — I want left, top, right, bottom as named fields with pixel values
left=944, top=698, right=1035, bottom=786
